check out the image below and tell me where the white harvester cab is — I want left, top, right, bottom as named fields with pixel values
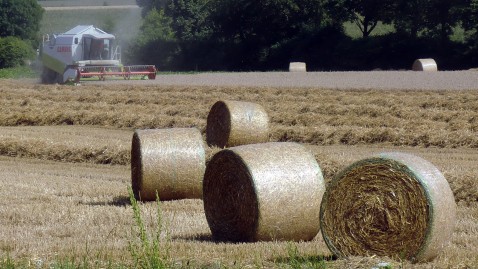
left=40, top=25, right=155, bottom=83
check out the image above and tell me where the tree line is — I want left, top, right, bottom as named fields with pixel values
left=0, top=0, right=43, bottom=68
left=129, top=0, right=478, bottom=71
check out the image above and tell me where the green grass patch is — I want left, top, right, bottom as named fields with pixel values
left=0, top=66, right=39, bottom=79
left=343, top=21, right=395, bottom=39
left=128, top=188, right=171, bottom=269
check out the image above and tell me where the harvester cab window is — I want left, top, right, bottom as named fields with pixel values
left=101, top=39, right=111, bottom=60
left=84, top=38, right=111, bottom=60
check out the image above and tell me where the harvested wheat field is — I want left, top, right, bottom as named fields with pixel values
left=0, top=75, right=477, bottom=268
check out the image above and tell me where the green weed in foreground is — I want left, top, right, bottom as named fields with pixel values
left=273, top=244, right=328, bottom=269
left=0, top=66, right=39, bottom=79
left=128, top=187, right=171, bottom=269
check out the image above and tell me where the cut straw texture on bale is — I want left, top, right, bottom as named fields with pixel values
left=206, top=100, right=269, bottom=148
left=320, top=152, right=456, bottom=262
left=289, top=62, right=307, bottom=72
left=203, top=142, right=325, bottom=242
left=131, top=128, right=206, bottom=201
left=412, top=58, right=438, bottom=71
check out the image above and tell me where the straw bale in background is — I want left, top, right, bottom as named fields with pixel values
left=289, top=62, right=307, bottom=72
left=206, top=100, right=269, bottom=148
left=412, top=58, right=438, bottom=71
left=131, top=128, right=206, bottom=201
left=320, top=152, right=456, bottom=262
left=203, top=142, right=325, bottom=242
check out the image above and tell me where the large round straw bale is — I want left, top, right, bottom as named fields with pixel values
left=203, top=142, right=325, bottom=242
left=206, top=100, right=269, bottom=148
left=289, top=62, right=307, bottom=72
left=320, top=152, right=456, bottom=262
left=131, top=128, right=206, bottom=201
left=412, top=58, right=438, bottom=71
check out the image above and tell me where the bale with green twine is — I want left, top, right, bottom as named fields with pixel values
left=206, top=100, right=269, bottom=148
left=131, top=128, right=206, bottom=201
left=320, top=152, right=456, bottom=262
left=203, top=142, right=325, bottom=242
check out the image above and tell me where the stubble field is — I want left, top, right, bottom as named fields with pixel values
left=0, top=75, right=477, bottom=268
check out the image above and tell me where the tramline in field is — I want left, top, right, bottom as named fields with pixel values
left=39, top=25, right=156, bottom=84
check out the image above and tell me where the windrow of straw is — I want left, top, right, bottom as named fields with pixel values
left=206, top=100, right=269, bottom=148
left=412, top=58, right=438, bottom=71
left=320, top=152, right=456, bottom=262
left=2, top=83, right=478, bottom=148
left=131, top=128, right=206, bottom=201
left=203, top=142, right=325, bottom=242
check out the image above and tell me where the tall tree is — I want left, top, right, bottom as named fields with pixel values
left=460, top=0, right=478, bottom=53
left=342, top=0, right=394, bottom=38
left=212, top=0, right=331, bottom=44
left=136, top=0, right=165, bottom=16
left=392, top=0, right=429, bottom=38
left=137, top=0, right=213, bottom=41
left=425, top=0, right=467, bottom=41
left=0, top=0, right=43, bottom=42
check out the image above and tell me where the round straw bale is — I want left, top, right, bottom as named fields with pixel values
left=320, top=152, right=456, bottom=262
left=203, top=142, right=325, bottom=242
left=131, top=128, right=206, bottom=201
left=412, top=58, right=438, bottom=71
left=289, top=62, right=307, bottom=72
left=206, top=100, right=269, bottom=148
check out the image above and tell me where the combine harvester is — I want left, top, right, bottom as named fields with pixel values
left=39, top=25, right=156, bottom=84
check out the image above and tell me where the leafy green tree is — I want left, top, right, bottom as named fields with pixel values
left=391, top=0, right=465, bottom=40
left=0, top=0, right=44, bottom=42
left=137, top=8, right=175, bottom=44
left=0, top=36, right=34, bottom=68
left=424, top=0, right=467, bottom=41
left=135, top=0, right=347, bottom=70
left=213, top=0, right=330, bottom=42
left=210, top=0, right=338, bottom=69
left=462, top=0, right=478, bottom=30
left=342, top=0, right=394, bottom=37
left=392, top=0, right=429, bottom=38
left=127, top=8, right=178, bottom=68
left=137, top=0, right=165, bottom=16
left=460, top=0, right=478, bottom=59
left=137, top=0, right=213, bottom=41
left=166, top=0, right=214, bottom=40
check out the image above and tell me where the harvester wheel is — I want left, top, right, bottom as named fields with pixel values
left=41, top=67, right=58, bottom=84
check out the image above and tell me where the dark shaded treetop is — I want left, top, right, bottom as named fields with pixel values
left=0, top=0, right=44, bottom=41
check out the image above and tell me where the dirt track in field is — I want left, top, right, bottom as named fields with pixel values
left=87, top=71, right=478, bottom=90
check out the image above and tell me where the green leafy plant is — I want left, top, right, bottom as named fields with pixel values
left=128, top=187, right=171, bottom=269
left=0, top=37, right=35, bottom=68
left=284, top=243, right=327, bottom=269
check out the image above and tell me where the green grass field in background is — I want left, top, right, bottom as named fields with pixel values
left=0, top=66, right=39, bottom=79
left=343, top=21, right=395, bottom=39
